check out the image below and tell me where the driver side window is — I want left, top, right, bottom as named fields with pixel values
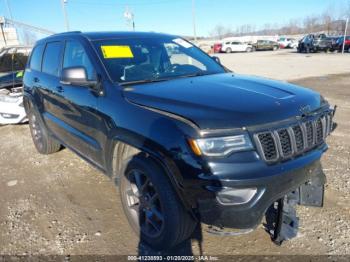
left=63, top=40, right=96, bottom=81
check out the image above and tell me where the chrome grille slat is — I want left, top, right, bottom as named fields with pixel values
left=321, top=116, right=327, bottom=140
left=255, top=113, right=333, bottom=164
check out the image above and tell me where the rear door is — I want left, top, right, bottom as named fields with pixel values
left=38, top=41, right=65, bottom=131
left=23, top=43, right=45, bottom=109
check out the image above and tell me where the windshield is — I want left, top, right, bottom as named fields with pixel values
left=92, top=36, right=226, bottom=84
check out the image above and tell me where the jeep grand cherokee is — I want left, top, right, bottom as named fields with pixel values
left=23, top=32, right=336, bottom=250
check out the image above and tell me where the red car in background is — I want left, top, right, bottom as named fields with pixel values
left=336, top=36, right=350, bottom=52
left=213, top=43, right=222, bottom=53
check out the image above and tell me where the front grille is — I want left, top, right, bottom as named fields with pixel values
left=257, top=133, right=278, bottom=161
left=254, top=112, right=333, bottom=163
left=315, top=118, right=323, bottom=144
left=292, top=125, right=304, bottom=152
left=305, top=121, right=314, bottom=147
left=277, top=129, right=293, bottom=157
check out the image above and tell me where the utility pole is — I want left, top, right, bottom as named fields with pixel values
left=4, top=0, right=13, bottom=19
left=342, top=18, right=348, bottom=54
left=192, top=0, right=197, bottom=41
left=60, top=0, right=70, bottom=31
left=124, top=6, right=135, bottom=31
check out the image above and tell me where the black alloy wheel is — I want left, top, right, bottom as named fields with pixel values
left=123, top=169, right=164, bottom=238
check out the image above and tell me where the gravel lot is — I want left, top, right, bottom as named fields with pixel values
left=217, top=49, right=350, bottom=81
left=0, top=50, right=349, bottom=256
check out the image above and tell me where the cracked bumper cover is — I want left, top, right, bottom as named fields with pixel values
left=196, top=145, right=327, bottom=229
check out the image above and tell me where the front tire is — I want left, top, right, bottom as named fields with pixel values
left=119, top=154, right=197, bottom=250
left=225, top=48, right=232, bottom=53
left=28, top=108, right=61, bottom=154
left=246, top=47, right=252, bottom=52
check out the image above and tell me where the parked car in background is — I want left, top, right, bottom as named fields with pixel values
left=334, top=36, right=350, bottom=52
left=221, top=41, right=253, bottom=53
left=213, top=43, right=222, bottom=53
left=278, top=37, right=298, bottom=49
left=297, top=34, right=335, bottom=53
left=253, top=40, right=279, bottom=51
left=0, top=46, right=31, bottom=89
left=0, top=45, right=31, bottom=125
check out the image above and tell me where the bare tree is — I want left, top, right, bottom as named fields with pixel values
left=209, top=24, right=230, bottom=39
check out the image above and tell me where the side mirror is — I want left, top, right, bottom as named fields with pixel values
left=212, top=56, right=221, bottom=64
left=61, top=66, right=96, bottom=86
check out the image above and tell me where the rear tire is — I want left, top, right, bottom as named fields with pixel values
left=246, top=47, right=252, bottom=52
left=273, top=46, right=278, bottom=51
left=28, top=108, right=61, bottom=154
left=225, top=48, right=232, bottom=53
left=119, top=154, right=197, bottom=250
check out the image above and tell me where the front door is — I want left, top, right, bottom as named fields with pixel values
left=56, top=39, right=103, bottom=166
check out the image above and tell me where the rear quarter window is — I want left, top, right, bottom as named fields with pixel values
left=29, top=44, right=45, bottom=71
left=42, top=41, right=63, bottom=76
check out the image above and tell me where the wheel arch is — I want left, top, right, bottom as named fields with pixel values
left=107, top=136, right=196, bottom=215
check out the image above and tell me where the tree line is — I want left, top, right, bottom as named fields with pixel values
left=209, top=1, right=350, bottom=39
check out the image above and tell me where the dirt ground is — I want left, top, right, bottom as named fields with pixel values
left=0, top=51, right=349, bottom=256
left=217, top=49, right=350, bottom=81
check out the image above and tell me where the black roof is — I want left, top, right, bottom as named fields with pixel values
left=38, top=31, right=177, bottom=44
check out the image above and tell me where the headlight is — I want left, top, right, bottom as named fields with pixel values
left=189, top=134, right=253, bottom=157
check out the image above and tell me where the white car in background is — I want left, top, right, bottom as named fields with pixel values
left=221, top=41, right=253, bottom=53
left=0, top=45, right=31, bottom=125
left=0, top=87, right=27, bottom=125
left=278, top=37, right=298, bottom=49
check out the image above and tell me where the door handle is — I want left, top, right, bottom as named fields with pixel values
left=56, top=86, right=64, bottom=93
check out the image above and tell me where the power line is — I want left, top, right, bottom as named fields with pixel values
left=4, top=0, right=13, bottom=19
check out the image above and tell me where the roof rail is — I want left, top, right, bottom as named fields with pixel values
left=52, top=31, right=82, bottom=36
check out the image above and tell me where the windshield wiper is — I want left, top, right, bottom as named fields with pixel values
left=119, top=78, right=169, bottom=86
left=176, top=71, right=215, bottom=79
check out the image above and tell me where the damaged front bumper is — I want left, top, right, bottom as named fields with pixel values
left=197, top=145, right=327, bottom=231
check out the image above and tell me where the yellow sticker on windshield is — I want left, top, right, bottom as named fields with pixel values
left=101, top=45, right=134, bottom=59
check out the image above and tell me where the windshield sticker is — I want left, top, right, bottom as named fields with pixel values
left=173, top=38, right=193, bottom=48
left=101, top=45, right=134, bottom=59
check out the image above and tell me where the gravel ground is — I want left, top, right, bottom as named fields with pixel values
left=216, top=49, right=350, bottom=81
left=0, top=51, right=349, bottom=257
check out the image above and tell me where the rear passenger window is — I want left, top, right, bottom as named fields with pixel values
left=63, top=40, right=95, bottom=80
left=42, top=42, right=62, bottom=76
left=30, top=44, right=45, bottom=71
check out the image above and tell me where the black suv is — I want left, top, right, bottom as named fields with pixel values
left=298, top=34, right=335, bottom=53
left=23, top=32, right=335, bottom=250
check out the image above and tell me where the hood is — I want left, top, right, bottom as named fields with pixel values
left=123, top=73, right=322, bottom=130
